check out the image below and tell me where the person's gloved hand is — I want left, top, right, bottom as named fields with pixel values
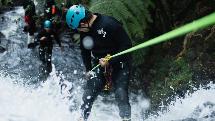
left=99, top=58, right=109, bottom=67
left=84, top=71, right=96, bottom=80
left=40, top=36, right=46, bottom=41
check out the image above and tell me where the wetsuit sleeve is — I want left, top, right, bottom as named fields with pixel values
left=36, top=30, right=43, bottom=42
left=33, top=30, right=43, bottom=46
left=109, top=24, right=132, bottom=65
left=80, top=36, right=92, bottom=71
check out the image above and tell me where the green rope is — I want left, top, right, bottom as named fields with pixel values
left=90, top=12, right=215, bottom=72
left=91, top=64, right=100, bottom=72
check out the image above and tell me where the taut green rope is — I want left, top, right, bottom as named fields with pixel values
left=91, top=12, right=215, bottom=71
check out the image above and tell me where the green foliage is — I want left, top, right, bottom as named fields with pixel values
left=89, top=0, right=153, bottom=38
left=0, top=0, right=12, bottom=6
left=55, top=0, right=89, bottom=6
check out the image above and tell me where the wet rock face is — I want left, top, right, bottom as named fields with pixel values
left=0, top=32, right=6, bottom=53
left=0, top=46, right=6, bottom=53
left=11, top=0, right=25, bottom=6
left=12, top=0, right=19, bottom=6
left=140, top=0, right=215, bottom=113
left=0, top=7, right=84, bottom=86
left=0, top=32, right=4, bottom=38
left=148, top=0, right=215, bottom=37
left=148, top=0, right=215, bottom=81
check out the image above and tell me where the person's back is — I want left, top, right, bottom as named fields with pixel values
left=80, top=13, right=132, bottom=67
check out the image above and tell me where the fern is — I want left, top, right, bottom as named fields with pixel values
left=55, top=0, right=88, bottom=6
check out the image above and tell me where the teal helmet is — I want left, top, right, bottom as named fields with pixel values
left=66, top=5, right=86, bottom=29
left=44, top=20, right=52, bottom=29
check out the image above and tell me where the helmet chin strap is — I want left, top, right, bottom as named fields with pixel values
left=77, top=22, right=91, bottom=30
left=87, top=22, right=91, bottom=29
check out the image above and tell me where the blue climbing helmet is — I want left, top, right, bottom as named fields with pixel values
left=44, top=20, right=52, bottom=29
left=66, top=4, right=86, bottom=29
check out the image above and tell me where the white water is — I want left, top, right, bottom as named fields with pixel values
left=0, top=6, right=215, bottom=121
left=0, top=70, right=214, bottom=121
left=0, top=7, right=149, bottom=121
left=0, top=69, right=73, bottom=121
left=146, top=83, right=215, bottom=121
left=0, top=68, right=149, bottom=121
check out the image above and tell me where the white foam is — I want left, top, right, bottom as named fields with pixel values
left=146, top=83, right=215, bottom=121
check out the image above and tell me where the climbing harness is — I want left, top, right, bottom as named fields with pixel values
left=103, top=65, right=113, bottom=91
left=91, top=54, right=112, bottom=71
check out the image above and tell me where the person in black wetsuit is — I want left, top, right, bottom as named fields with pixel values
left=36, top=20, right=63, bottom=74
left=22, top=0, right=36, bottom=48
left=44, top=0, right=58, bottom=19
left=66, top=5, right=132, bottom=121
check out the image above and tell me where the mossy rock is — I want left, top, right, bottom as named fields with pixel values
left=148, top=57, right=193, bottom=109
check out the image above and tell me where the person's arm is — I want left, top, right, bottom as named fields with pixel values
left=30, top=30, right=43, bottom=47
left=80, top=36, right=92, bottom=71
left=109, top=24, right=132, bottom=65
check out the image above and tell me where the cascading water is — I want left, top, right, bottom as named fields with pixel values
left=0, top=6, right=214, bottom=121
left=0, top=7, right=149, bottom=121
left=146, top=83, right=215, bottom=121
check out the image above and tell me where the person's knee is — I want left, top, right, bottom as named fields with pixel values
left=39, top=56, right=45, bottom=62
left=115, top=87, right=128, bottom=102
left=82, top=89, right=94, bottom=103
left=39, top=52, right=45, bottom=61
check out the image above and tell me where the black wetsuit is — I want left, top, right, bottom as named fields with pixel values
left=23, top=0, right=36, bottom=36
left=44, top=0, right=58, bottom=20
left=37, top=29, right=61, bottom=73
left=80, top=13, right=132, bottom=120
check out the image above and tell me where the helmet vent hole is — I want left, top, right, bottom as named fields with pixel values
left=76, top=11, right=79, bottom=15
left=72, top=15, right=74, bottom=18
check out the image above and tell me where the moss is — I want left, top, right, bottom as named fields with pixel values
left=0, top=0, right=13, bottom=8
left=148, top=57, right=193, bottom=109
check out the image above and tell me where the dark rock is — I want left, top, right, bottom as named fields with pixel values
left=0, top=32, right=5, bottom=38
left=0, top=46, right=6, bottom=53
